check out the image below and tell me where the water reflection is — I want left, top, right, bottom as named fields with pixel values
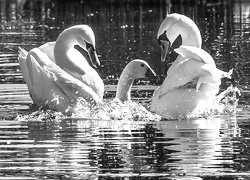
left=1, top=117, right=249, bottom=179
left=157, top=118, right=236, bottom=175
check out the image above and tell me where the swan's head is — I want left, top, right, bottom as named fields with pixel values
left=124, top=59, right=156, bottom=79
left=116, top=59, right=156, bottom=102
left=157, top=13, right=202, bottom=62
left=75, top=25, right=100, bottom=68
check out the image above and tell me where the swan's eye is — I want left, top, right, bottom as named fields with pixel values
left=141, top=64, right=145, bottom=67
left=158, top=30, right=170, bottom=49
left=85, top=41, right=95, bottom=52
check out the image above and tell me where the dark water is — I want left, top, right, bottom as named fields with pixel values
left=0, top=0, right=250, bottom=179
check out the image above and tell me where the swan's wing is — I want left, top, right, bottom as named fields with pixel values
left=77, top=67, right=105, bottom=100
left=30, top=56, right=101, bottom=107
left=26, top=55, right=58, bottom=104
left=159, top=60, right=222, bottom=96
left=18, top=47, right=76, bottom=104
left=42, top=58, right=102, bottom=105
left=18, top=44, right=55, bottom=84
left=196, top=65, right=232, bottom=90
left=50, top=70, right=102, bottom=105
left=20, top=47, right=65, bottom=104
left=66, top=47, right=104, bottom=99
left=28, top=48, right=102, bottom=105
left=174, top=45, right=216, bottom=67
left=159, top=46, right=218, bottom=96
left=160, top=59, right=203, bottom=95
left=18, top=47, right=32, bottom=88
left=18, top=47, right=58, bottom=103
left=38, top=42, right=56, bottom=63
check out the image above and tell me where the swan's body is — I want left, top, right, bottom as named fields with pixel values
left=151, top=14, right=231, bottom=119
left=116, top=59, right=156, bottom=101
left=18, top=25, right=104, bottom=115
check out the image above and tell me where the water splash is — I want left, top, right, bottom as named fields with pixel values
left=15, top=98, right=161, bottom=122
left=15, top=85, right=240, bottom=122
left=72, top=98, right=161, bottom=121
left=186, top=85, right=241, bottom=119
left=213, top=85, right=241, bottom=115
left=15, top=108, right=66, bottom=122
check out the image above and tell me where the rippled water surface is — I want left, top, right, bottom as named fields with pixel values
left=0, top=0, right=250, bottom=179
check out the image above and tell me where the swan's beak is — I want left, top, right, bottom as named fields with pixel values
left=145, top=66, right=157, bottom=78
left=160, top=40, right=170, bottom=62
left=87, top=47, right=100, bottom=68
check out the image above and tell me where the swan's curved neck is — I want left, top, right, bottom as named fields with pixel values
left=116, top=72, right=134, bottom=102
left=54, top=28, right=88, bottom=75
left=181, top=29, right=201, bottom=48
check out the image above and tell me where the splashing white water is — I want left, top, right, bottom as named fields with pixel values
left=213, top=85, right=240, bottom=114
left=71, top=98, right=161, bottom=121
left=186, top=85, right=240, bottom=119
left=15, top=85, right=240, bottom=121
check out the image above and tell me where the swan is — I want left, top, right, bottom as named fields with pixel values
left=18, top=25, right=104, bottom=115
left=115, top=59, right=156, bottom=102
left=70, top=59, right=157, bottom=120
left=85, top=59, right=157, bottom=121
left=150, top=13, right=232, bottom=119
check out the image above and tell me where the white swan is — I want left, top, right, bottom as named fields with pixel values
left=116, top=59, right=156, bottom=101
left=150, top=14, right=232, bottom=119
left=70, top=59, right=157, bottom=120
left=18, top=25, right=104, bottom=115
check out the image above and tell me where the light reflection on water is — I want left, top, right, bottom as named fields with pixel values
left=0, top=117, right=249, bottom=179
left=0, top=0, right=250, bottom=179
